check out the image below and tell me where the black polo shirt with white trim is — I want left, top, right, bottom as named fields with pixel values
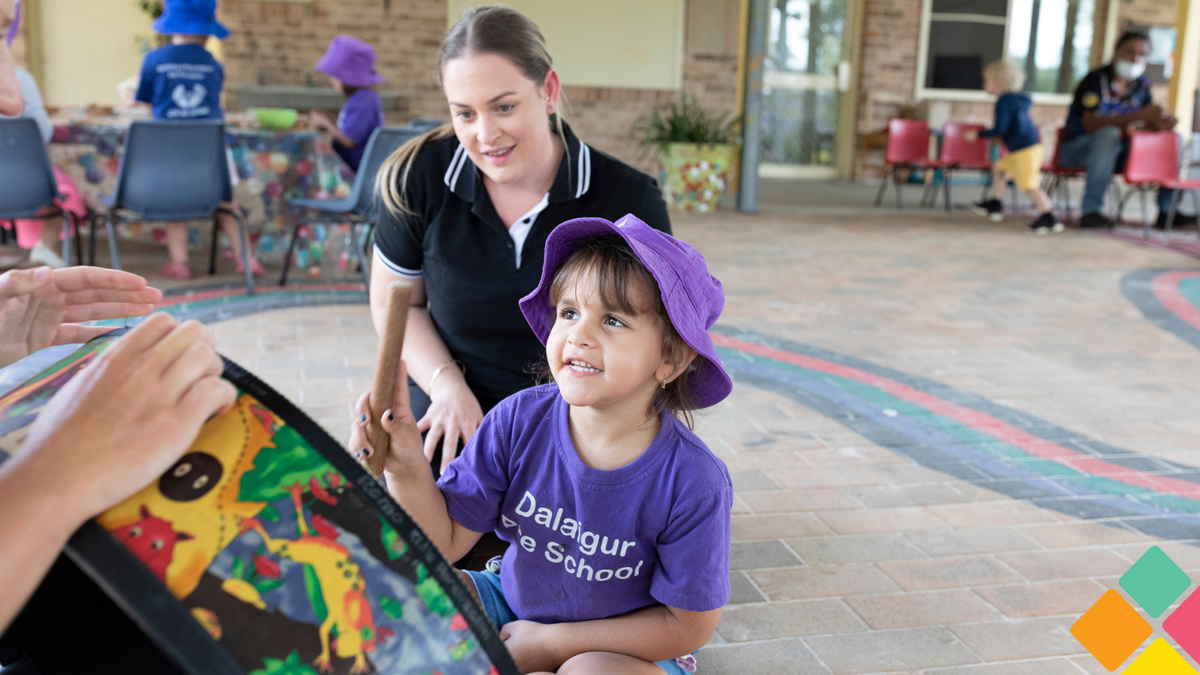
left=374, top=124, right=672, bottom=409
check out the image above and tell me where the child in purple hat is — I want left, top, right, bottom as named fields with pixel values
left=309, top=35, right=385, bottom=172
left=350, top=214, right=732, bottom=674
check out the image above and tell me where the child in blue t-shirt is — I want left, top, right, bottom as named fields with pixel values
left=350, top=215, right=733, bottom=675
left=134, top=0, right=263, bottom=279
left=308, top=35, right=385, bottom=173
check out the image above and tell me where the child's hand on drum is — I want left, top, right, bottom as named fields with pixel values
left=348, top=361, right=425, bottom=475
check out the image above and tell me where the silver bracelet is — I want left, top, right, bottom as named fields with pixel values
left=428, top=359, right=465, bottom=393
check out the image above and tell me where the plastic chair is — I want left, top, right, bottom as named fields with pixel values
left=406, top=118, right=443, bottom=132
left=99, top=120, right=254, bottom=293
left=284, top=127, right=422, bottom=287
left=0, top=118, right=82, bottom=266
left=1040, top=128, right=1087, bottom=222
left=874, top=119, right=931, bottom=211
left=1114, top=131, right=1193, bottom=239
left=921, top=122, right=990, bottom=211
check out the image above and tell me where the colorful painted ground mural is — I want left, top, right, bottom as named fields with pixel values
left=1122, top=268, right=1200, bottom=351
left=0, top=333, right=515, bottom=675
left=712, top=326, right=1200, bottom=541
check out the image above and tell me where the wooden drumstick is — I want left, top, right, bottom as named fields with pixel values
left=367, top=280, right=413, bottom=477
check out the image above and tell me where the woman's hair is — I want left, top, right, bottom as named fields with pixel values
left=376, top=5, right=570, bottom=217
left=983, top=60, right=1025, bottom=93
left=536, top=236, right=700, bottom=428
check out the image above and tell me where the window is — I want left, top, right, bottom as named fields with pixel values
left=916, top=0, right=1098, bottom=100
left=1007, top=0, right=1095, bottom=93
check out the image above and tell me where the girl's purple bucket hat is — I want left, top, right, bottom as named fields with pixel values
left=316, top=35, right=385, bottom=87
left=519, top=214, right=733, bottom=409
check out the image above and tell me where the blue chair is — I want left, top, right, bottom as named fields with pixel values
left=284, top=127, right=421, bottom=287
left=406, top=118, right=443, bottom=132
left=98, top=120, right=254, bottom=293
left=0, top=118, right=82, bottom=266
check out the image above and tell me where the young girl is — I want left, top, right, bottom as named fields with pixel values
left=309, top=35, right=385, bottom=173
left=349, top=214, right=732, bottom=675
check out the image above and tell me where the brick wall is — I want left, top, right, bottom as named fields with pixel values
left=217, top=0, right=739, bottom=174
left=220, top=0, right=448, bottom=123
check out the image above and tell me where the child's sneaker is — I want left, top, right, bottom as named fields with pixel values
left=970, top=198, right=1003, bottom=222
left=160, top=261, right=192, bottom=280
left=29, top=241, right=66, bottom=269
left=1028, top=212, right=1064, bottom=236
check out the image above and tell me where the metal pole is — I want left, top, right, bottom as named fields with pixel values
left=738, top=0, right=769, bottom=213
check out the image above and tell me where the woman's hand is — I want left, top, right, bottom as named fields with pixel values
left=348, top=362, right=427, bottom=474
left=17, top=313, right=237, bottom=520
left=0, top=266, right=162, bottom=368
left=418, top=374, right=484, bottom=474
left=500, top=620, right=563, bottom=674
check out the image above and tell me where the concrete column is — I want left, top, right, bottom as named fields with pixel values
left=737, top=0, right=768, bottom=212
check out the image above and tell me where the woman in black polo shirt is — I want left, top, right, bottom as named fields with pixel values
left=367, top=5, right=670, bottom=472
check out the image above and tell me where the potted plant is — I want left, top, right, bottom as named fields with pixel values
left=632, top=95, right=739, bottom=213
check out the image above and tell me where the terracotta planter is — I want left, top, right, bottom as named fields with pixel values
left=657, top=143, right=736, bottom=213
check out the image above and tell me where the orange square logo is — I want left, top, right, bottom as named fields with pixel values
left=1072, top=589, right=1154, bottom=671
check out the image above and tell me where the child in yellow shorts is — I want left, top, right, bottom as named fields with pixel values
left=968, top=60, right=1063, bottom=235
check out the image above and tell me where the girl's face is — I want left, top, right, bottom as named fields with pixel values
left=441, top=52, right=561, bottom=187
left=329, top=77, right=346, bottom=95
left=547, top=268, right=676, bottom=414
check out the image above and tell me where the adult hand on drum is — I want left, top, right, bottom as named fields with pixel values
left=0, top=266, right=162, bottom=368
left=418, top=373, right=484, bottom=474
left=19, top=313, right=237, bottom=519
left=0, top=313, right=235, bottom=632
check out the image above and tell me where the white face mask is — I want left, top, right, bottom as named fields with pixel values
left=1114, top=59, right=1146, bottom=80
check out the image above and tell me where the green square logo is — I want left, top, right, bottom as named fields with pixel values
left=1120, top=546, right=1192, bottom=618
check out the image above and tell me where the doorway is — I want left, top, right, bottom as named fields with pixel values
left=759, top=0, right=854, bottom=179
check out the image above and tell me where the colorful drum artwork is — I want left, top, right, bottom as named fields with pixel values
left=0, top=333, right=516, bottom=675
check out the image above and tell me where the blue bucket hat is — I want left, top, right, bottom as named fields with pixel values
left=153, top=0, right=230, bottom=40
left=519, top=214, right=733, bottom=409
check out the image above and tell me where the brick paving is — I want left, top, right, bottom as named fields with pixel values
left=165, top=207, right=1200, bottom=673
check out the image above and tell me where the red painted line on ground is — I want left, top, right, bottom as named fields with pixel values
left=712, top=332, right=1200, bottom=497
left=155, top=284, right=364, bottom=307
left=1152, top=271, right=1200, bottom=334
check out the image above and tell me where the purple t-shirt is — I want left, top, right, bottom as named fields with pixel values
left=334, top=89, right=384, bottom=171
left=438, top=384, right=732, bottom=624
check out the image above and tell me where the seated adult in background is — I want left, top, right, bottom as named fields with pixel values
left=0, top=267, right=237, bottom=633
left=365, top=5, right=671, bottom=475
left=1058, top=31, right=1192, bottom=229
left=0, top=0, right=24, bottom=116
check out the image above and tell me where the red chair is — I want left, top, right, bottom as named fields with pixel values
left=1041, top=128, right=1087, bottom=221
left=874, top=119, right=931, bottom=211
left=1117, top=131, right=1200, bottom=238
left=921, top=122, right=991, bottom=211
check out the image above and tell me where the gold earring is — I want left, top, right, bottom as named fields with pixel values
left=660, top=380, right=667, bottom=391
